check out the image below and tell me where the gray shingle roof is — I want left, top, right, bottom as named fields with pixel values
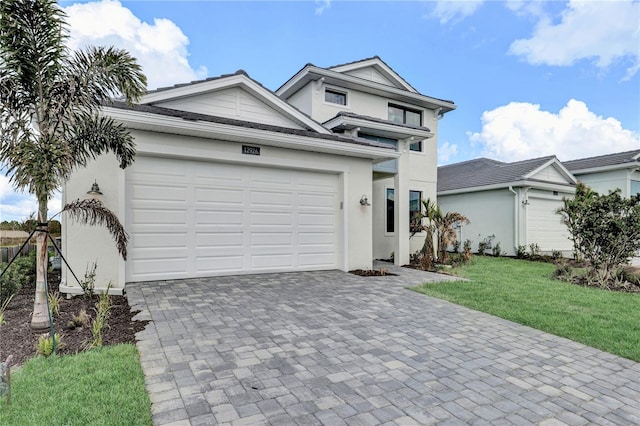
left=563, top=149, right=640, bottom=172
left=105, top=101, right=395, bottom=149
left=325, top=111, right=432, bottom=133
left=438, top=156, right=568, bottom=192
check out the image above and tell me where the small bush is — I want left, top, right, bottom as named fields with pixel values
left=553, top=263, right=573, bottom=282
left=36, top=333, right=62, bottom=357
left=516, top=245, right=527, bottom=259
left=477, top=241, right=488, bottom=255
left=529, top=243, right=541, bottom=259
left=551, top=250, right=563, bottom=261
left=80, top=262, right=97, bottom=298
left=0, top=295, right=14, bottom=326
left=492, top=242, right=502, bottom=257
left=0, top=251, right=36, bottom=303
left=462, top=239, right=473, bottom=262
left=48, top=292, right=62, bottom=316
left=88, top=291, right=112, bottom=349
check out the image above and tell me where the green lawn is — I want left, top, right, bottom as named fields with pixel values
left=0, top=344, right=152, bottom=425
left=413, top=256, right=640, bottom=362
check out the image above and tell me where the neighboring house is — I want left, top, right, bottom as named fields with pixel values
left=563, top=149, right=640, bottom=198
left=564, top=149, right=640, bottom=266
left=437, top=156, right=576, bottom=256
left=61, top=57, right=456, bottom=293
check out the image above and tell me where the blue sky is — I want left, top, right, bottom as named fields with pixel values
left=1, top=0, right=639, bottom=221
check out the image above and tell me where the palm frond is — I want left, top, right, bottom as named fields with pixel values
left=62, top=199, right=129, bottom=260
left=65, top=113, right=137, bottom=170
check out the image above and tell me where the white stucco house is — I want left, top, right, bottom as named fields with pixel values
left=563, top=149, right=640, bottom=198
left=437, top=156, right=576, bottom=256
left=61, top=57, right=456, bottom=293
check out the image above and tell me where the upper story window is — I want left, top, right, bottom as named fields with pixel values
left=388, top=104, right=422, bottom=127
left=325, top=88, right=347, bottom=106
left=388, top=104, right=423, bottom=152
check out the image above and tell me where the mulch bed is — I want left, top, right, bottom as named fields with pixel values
left=0, top=271, right=149, bottom=368
left=349, top=269, right=397, bottom=277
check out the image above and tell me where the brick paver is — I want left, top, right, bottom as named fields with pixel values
left=128, top=263, right=640, bottom=425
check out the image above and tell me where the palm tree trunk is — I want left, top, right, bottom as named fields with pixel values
left=30, top=197, right=49, bottom=331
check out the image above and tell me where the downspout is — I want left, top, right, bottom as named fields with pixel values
left=509, top=186, right=518, bottom=253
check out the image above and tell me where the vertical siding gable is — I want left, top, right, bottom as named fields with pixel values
left=343, top=67, right=397, bottom=87
left=531, top=164, right=570, bottom=184
left=154, top=87, right=307, bottom=130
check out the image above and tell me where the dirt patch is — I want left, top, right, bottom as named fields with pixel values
left=0, top=271, right=148, bottom=368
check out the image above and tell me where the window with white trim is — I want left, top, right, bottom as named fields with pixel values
left=325, top=88, right=347, bottom=105
left=388, top=104, right=423, bottom=151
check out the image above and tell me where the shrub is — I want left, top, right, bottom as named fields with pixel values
left=477, top=241, right=488, bottom=256
left=516, top=245, right=527, bottom=259
left=88, top=290, right=112, bottom=349
left=462, top=239, right=473, bottom=262
left=551, top=250, right=563, bottom=261
left=492, top=242, right=502, bottom=257
left=0, top=251, right=36, bottom=303
left=558, top=183, right=640, bottom=287
left=0, top=295, right=13, bottom=326
left=36, top=333, right=62, bottom=357
left=80, top=262, right=97, bottom=298
left=529, top=243, right=541, bottom=259
left=553, top=263, right=573, bottom=282
left=48, top=292, right=62, bottom=316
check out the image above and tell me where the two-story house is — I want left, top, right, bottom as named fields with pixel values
left=61, top=57, right=455, bottom=293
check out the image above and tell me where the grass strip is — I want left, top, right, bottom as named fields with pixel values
left=0, top=344, right=152, bottom=425
left=413, top=256, right=640, bottom=361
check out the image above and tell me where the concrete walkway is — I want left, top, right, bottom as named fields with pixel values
left=127, top=264, right=639, bottom=425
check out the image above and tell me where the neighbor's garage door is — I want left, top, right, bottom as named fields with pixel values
left=527, top=197, right=572, bottom=252
left=125, top=156, right=340, bottom=282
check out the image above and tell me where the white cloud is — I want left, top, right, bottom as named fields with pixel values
left=469, top=99, right=640, bottom=162
left=428, top=0, right=484, bottom=24
left=509, top=0, right=640, bottom=77
left=438, top=141, right=459, bottom=165
left=0, top=174, right=61, bottom=222
left=315, top=0, right=332, bottom=15
left=63, top=0, right=207, bottom=90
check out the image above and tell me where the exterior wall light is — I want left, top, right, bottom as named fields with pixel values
left=87, top=180, right=103, bottom=196
left=522, top=199, right=530, bottom=205
left=359, top=195, right=371, bottom=206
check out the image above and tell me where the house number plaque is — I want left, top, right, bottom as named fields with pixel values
left=242, top=145, right=260, bottom=155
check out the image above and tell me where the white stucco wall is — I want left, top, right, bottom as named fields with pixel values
left=575, top=169, right=639, bottom=198
left=63, top=130, right=375, bottom=292
left=438, top=189, right=516, bottom=255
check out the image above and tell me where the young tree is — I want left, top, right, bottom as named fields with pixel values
left=558, top=182, right=640, bottom=287
left=412, top=199, right=469, bottom=267
left=0, top=0, right=146, bottom=330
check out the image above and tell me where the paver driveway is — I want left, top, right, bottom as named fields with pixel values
left=127, top=264, right=640, bottom=426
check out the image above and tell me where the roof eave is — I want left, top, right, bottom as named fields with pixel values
left=102, top=106, right=399, bottom=161
left=438, top=180, right=576, bottom=196
left=276, top=66, right=456, bottom=113
left=324, top=115, right=433, bottom=140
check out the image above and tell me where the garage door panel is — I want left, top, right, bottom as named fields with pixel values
left=126, top=157, right=340, bottom=281
left=299, top=232, right=334, bottom=245
left=251, top=232, right=293, bottom=246
left=299, top=213, right=334, bottom=226
left=195, top=256, right=244, bottom=273
left=298, top=193, right=334, bottom=208
left=251, top=212, right=293, bottom=226
left=299, top=253, right=334, bottom=267
left=195, top=187, right=243, bottom=205
left=195, top=232, right=244, bottom=248
left=251, top=254, right=293, bottom=269
left=132, top=232, right=188, bottom=249
left=250, top=191, right=293, bottom=207
left=195, top=210, right=244, bottom=225
left=130, top=209, right=187, bottom=225
left=130, top=183, right=188, bottom=203
left=130, top=258, right=188, bottom=276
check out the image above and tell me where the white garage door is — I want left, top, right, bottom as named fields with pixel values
left=527, top=197, right=572, bottom=252
left=125, top=156, right=340, bottom=282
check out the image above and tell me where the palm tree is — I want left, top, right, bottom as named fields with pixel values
left=413, top=199, right=469, bottom=266
left=0, top=0, right=146, bottom=330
